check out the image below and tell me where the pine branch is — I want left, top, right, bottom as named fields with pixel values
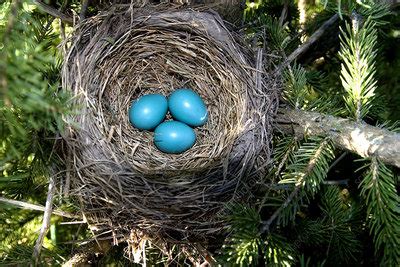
left=260, top=184, right=301, bottom=233
left=360, top=158, right=400, bottom=265
left=283, top=64, right=308, bottom=109
left=1, top=2, right=72, bottom=195
left=320, top=187, right=362, bottom=261
left=261, top=138, right=332, bottom=233
left=274, top=137, right=299, bottom=177
left=275, top=108, right=400, bottom=168
left=339, top=16, right=378, bottom=121
left=0, top=0, right=20, bottom=45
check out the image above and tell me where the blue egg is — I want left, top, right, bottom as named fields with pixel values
left=168, top=88, right=208, bottom=127
left=154, top=121, right=196, bottom=154
left=129, top=94, right=168, bottom=130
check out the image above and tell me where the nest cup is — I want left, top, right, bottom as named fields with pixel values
left=62, top=6, right=279, bottom=244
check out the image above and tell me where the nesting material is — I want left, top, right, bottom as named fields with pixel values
left=62, top=6, right=280, bottom=244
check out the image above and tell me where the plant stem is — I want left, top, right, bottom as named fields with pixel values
left=0, top=197, right=77, bottom=218
left=32, top=176, right=56, bottom=265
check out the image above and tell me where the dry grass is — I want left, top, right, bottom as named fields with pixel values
left=61, top=5, right=280, bottom=247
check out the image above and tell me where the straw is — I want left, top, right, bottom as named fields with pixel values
left=61, top=5, right=280, bottom=245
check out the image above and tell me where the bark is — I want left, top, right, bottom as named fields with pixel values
left=275, top=108, right=400, bottom=168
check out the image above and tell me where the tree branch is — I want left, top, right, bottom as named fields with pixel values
left=275, top=108, right=400, bottom=168
left=0, top=196, right=78, bottom=219
left=276, top=14, right=339, bottom=71
left=33, top=0, right=73, bottom=24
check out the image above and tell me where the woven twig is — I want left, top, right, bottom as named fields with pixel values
left=61, top=5, right=280, bottom=245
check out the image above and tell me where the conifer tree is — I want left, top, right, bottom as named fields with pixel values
left=0, top=0, right=399, bottom=266
left=221, top=1, right=399, bottom=266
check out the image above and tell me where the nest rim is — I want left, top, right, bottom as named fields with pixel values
left=61, top=5, right=280, bottom=244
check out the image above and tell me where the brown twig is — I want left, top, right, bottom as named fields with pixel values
left=59, top=0, right=69, bottom=56
left=33, top=0, right=73, bottom=24
left=61, top=239, right=113, bottom=266
left=64, top=148, right=71, bottom=196
left=327, top=151, right=348, bottom=172
left=32, top=176, right=56, bottom=265
left=276, top=14, right=339, bottom=71
left=62, top=8, right=279, bottom=243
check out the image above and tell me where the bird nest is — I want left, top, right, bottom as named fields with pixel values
left=62, top=6, right=280, bottom=245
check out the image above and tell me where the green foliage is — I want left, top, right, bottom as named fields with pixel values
left=298, top=254, right=326, bottom=267
left=318, top=187, right=362, bottom=262
left=222, top=205, right=262, bottom=266
left=0, top=1, right=79, bottom=265
left=262, top=233, right=296, bottom=266
left=222, top=186, right=364, bottom=266
left=339, top=18, right=378, bottom=121
left=0, top=209, right=40, bottom=254
left=244, top=2, right=300, bottom=54
left=376, top=11, right=400, bottom=121
left=359, top=158, right=400, bottom=266
left=283, top=65, right=343, bottom=115
left=322, top=0, right=391, bottom=23
left=0, top=207, right=70, bottom=265
left=234, top=2, right=399, bottom=264
left=357, top=1, right=391, bottom=26
left=283, top=64, right=308, bottom=109
left=276, top=138, right=335, bottom=226
left=1, top=243, right=66, bottom=266
left=259, top=14, right=291, bottom=51
left=221, top=205, right=296, bottom=266
left=270, top=135, right=299, bottom=177
left=0, top=0, right=70, bottom=191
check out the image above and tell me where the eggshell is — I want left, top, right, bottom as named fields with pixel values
left=154, top=121, right=196, bottom=154
left=168, top=88, right=208, bottom=127
left=129, top=94, right=168, bottom=130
